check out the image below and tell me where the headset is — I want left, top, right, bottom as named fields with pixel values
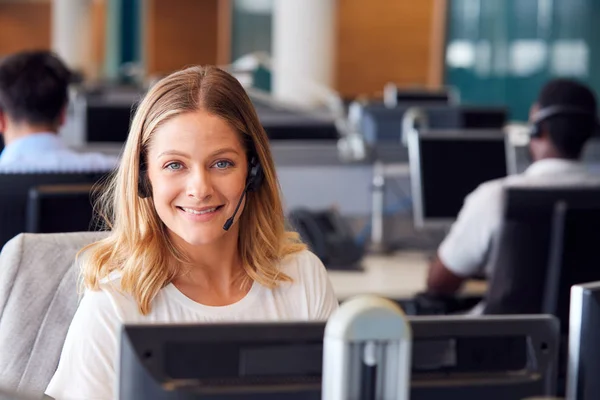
left=137, top=151, right=264, bottom=231
left=529, top=105, right=599, bottom=138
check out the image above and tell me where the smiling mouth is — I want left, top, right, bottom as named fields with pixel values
left=177, top=206, right=224, bottom=215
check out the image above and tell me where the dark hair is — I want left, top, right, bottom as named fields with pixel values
left=0, top=50, right=72, bottom=126
left=537, top=78, right=598, bottom=159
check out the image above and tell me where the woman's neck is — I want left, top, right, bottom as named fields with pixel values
left=170, top=226, right=250, bottom=301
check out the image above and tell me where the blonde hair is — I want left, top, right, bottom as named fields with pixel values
left=82, top=66, right=306, bottom=314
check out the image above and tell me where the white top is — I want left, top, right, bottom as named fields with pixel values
left=45, top=250, right=338, bottom=400
left=0, top=133, right=118, bottom=173
left=438, top=158, right=600, bottom=279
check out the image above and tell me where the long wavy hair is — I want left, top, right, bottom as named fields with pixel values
left=82, top=66, right=306, bottom=314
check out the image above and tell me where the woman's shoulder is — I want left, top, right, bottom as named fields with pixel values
left=278, top=249, right=328, bottom=282
left=276, top=250, right=339, bottom=319
left=82, top=272, right=141, bottom=322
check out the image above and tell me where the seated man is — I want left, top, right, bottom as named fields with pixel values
left=427, top=79, right=599, bottom=303
left=0, top=50, right=117, bottom=172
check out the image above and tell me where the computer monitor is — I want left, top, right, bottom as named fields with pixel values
left=119, top=322, right=324, bottom=400
left=262, top=121, right=339, bottom=141
left=26, top=184, right=103, bottom=233
left=119, top=315, right=558, bottom=400
left=393, top=91, right=452, bottom=105
left=85, top=102, right=135, bottom=143
left=460, top=106, right=507, bottom=129
left=383, top=85, right=456, bottom=108
left=408, top=129, right=511, bottom=230
left=567, top=281, right=600, bottom=400
left=361, top=105, right=507, bottom=144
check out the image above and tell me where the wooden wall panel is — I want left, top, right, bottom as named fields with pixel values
left=427, top=0, right=447, bottom=89
left=145, top=0, right=230, bottom=76
left=335, top=0, right=444, bottom=97
left=0, top=1, right=51, bottom=57
left=90, top=0, right=107, bottom=79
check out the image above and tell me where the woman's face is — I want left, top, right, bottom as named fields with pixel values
left=146, top=108, right=248, bottom=247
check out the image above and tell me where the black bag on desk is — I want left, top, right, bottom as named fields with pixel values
left=288, top=208, right=364, bottom=270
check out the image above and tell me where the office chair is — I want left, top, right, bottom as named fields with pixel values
left=484, top=185, right=600, bottom=322
left=483, top=185, right=600, bottom=395
left=0, top=232, right=109, bottom=395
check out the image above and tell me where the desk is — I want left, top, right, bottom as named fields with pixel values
left=328, top=251, right=487, bottom=301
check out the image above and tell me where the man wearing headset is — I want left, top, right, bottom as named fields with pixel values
left=426, top=79, right=599, bottom=305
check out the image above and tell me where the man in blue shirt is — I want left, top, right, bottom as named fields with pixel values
left=0, top=50, right=117, bottom=172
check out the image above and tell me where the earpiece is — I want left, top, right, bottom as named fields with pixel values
left=245, top=155, right=264, bottom=192
left=223, top=154, right=264, bottom=231
left=529, top=105, right=598, bottom=139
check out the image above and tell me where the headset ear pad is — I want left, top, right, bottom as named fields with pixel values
left=529, top=123, right=541, bottom=139
left=246, top=156, right=264, bottom=192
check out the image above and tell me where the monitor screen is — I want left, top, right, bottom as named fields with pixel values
left=408, top=130, right=508, bottom=229
left=395, top=91, right=451, bottom=105
left=119, top=316, right=557, bottom=400
left=86, top=104, right=134, bottom=143
left=460, top=107, right=507, bottom=129
left=262, top=122, right=338, bottom=141
left=568, top=281, right=600, bottom=400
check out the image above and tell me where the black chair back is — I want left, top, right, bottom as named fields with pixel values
left=484, top=185, right=600, bottom=329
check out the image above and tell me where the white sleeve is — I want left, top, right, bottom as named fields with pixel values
left=304, top=251, right=339, bottom=320
left=438, top=181, right=503, bottom=278
left=45, top=289, right=122, bottom=400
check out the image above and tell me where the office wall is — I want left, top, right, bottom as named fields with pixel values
left=230, top=0, right=447, bottom=98
left=89, top=0, right=107, bottom=79
left=0, top=1, right=51, bottom=56
left=445, top=0, right=600, bottom=120
left=231, top=0, right=272, bottom=62
left=336, top=0, right=446, bottom=97
left=144, top=0, right=231, bottom=76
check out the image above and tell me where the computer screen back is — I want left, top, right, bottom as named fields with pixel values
left=119, top=316, right=557, bottom=400
left=409, top=131, right=508, bottom=229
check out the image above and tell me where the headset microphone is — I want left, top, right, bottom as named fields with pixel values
left=223, top=181, right=251, bottom=231
left=222, top=156, right=264, bottom=231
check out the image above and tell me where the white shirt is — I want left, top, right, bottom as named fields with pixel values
left=45, top=250, right=338, bottom=400
left=438, top=158, right=600, bottom=279
left=0, top=133, right=118, bottom=173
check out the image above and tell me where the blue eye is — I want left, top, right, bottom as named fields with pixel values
left=214, top=160, right=233, bottom=169
left=165, top=162, right=183, bottom=170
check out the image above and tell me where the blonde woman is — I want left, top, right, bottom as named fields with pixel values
left=45, top=66, right=338, bottom=399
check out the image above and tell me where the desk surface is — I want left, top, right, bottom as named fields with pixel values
left=328, top=251, right=487, bottom=301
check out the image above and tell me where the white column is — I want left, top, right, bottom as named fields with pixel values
left=272, top=0, right=336, bottom=108
left=51, top=0, right=93, bottom=74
